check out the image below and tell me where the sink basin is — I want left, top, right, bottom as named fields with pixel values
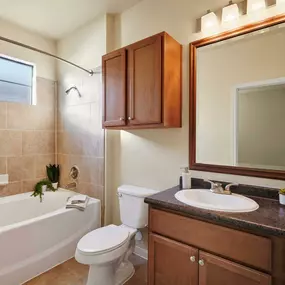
left=175, top=189, right=259, bottom=213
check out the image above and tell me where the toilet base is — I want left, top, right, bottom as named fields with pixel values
left=115, top=261, right=135, bottom=285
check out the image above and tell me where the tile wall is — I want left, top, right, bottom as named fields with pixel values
left=0, top=77, right=56, bottom=196
left=57, top=73, right=105, bottom=208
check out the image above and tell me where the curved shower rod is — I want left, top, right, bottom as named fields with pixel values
left=0, top=35, right=100, bottom=76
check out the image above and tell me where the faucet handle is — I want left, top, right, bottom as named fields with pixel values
left=225, top=183, right=238, bottom=192
left=204, top=180, right=222, bottom=189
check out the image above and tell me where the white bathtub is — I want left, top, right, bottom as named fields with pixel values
left=0, top=189, right=101, bottom=285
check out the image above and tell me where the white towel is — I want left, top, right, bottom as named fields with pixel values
left=69, top=194, right=87, bottom=204
left=66, top=195, right=89, bottom=211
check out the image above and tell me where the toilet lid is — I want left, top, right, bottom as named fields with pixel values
left=77, top=224, right=129, bottom=255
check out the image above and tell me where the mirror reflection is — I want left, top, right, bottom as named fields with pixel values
left=196, top=23, right=285, bottom=171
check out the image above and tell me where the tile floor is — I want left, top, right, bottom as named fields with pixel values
left=25, top=255, right=147, bottom=285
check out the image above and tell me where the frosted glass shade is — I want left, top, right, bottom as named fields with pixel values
left=247, top=0, right=266, bottom=13
left=276, top=0, right=285, bottom=4
left=201, top=11, right=219, bottom=32
left=222, top=2, right=240, bottom=23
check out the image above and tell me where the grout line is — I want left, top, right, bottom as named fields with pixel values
left=55, top=81, right=58, bottom=165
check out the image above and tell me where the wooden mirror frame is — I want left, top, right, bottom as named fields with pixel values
left=189, top=14, right=285, bottom=180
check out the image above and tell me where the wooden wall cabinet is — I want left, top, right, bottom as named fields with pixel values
left=102, top=32, right=182, bottom=129
left=148, top=208, right=274, bottom=285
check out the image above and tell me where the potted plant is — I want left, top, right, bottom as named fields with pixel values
left=279, top=189, right=285, bottom=205
left=46, top=164, right=60, bottom=190
left=31, top=179, right=54, bottom=202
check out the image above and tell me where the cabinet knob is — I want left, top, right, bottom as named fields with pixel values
left=198, top=259, right=205, bottom=266
left=128, top=117, right=133, bottom=120
left=119, top=117, right=125, bottom=121
left=190, top=256, right=196, bottom=262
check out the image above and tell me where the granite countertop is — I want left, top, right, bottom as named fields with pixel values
left=145, top=185, right=285, bottom=237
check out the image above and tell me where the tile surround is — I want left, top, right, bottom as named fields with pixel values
left=0, top=77, right=56, bottom=196
left=0, top=74, right=105, bottom=219
left=57, top=74, right=104, bottom=212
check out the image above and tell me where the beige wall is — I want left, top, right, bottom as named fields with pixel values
left=106, top=0, right=285, bottom=227
left=0, top=20, right=57, bottom=196
left=0, top=19, right=56, bottom=80
left=57, top=15, right=106, bottom=221
left=196, top=27, right=285, bottom=166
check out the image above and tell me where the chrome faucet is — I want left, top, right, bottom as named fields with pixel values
left=64, top=182, right=77, bottom=191
left=204, top=180, right=238, bottom=195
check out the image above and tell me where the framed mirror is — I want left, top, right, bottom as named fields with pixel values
left=189, top=14, right=285, bottom=180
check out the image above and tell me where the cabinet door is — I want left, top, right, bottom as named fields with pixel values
left=199, top=251, right=271, bottom=285
left=127, top=35, right=162, bottom=126
left=102, top=49, right=126, bottom=127
left=149, top=233, right=198, bottom=285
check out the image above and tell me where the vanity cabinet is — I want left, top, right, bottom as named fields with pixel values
left=148, top=208, right=273, bottom=285
left=102, top=32, right=182, bottom=129
left=149, top=234, right=198, bottom=285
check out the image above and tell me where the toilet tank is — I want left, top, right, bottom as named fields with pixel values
left=118, top=185, right=157, bottom=229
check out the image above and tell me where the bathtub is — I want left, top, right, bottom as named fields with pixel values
left=0, top=189, right=101, bottom=285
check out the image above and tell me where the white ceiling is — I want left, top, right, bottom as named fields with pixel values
left=0, top=0, right=142, bottom=39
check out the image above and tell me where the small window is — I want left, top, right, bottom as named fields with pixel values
left=0, top=55, right=36, bottom=105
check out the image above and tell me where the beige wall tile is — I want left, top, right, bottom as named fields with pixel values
left=7, top=103, right=55, bottom=131
left=35, top=108, right=55, bottom=130
left=82, top=132, right=104, bottom=157
left=0, top=182, right=22, bottom=197
left=36, top=154, right=55, bottom=178
left=90, top=157, right=104, bottom=186
left=7, top=156, right=37, bottom=182
left=0, top=130, right=22, bottom=156
left=0, top=157, right=7, bottom=173
left=77, top=183, right=104, bottom=201
left=58, top=131, right=83, bottom=155
left=36, top=77, right=55, bottom=109
left=0, top=102, right=7, bottom=129
left=57, top=154, right=70, bottom=186
left=23, top=131, right=55, bottom=155
left=22, top=179, right=40, bottom=193
left=7, top=103, right=33, bottom=130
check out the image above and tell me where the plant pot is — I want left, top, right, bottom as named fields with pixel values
left=52, top=182, right=58, bottom=190
left=42, top=185, right=47, bottom=192
left=279, top=194, right=285, bottom=205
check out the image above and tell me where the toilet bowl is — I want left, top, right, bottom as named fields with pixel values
left=75, top=185, right=157, bottom=285
left=75, top=224, right=136, bottom=285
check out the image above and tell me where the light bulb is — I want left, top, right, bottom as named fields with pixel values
left=201, top=10, right=219, bottom=32
left=222, top=1, right=240, bottom=23
left=247, top=0, right=266, bottom=13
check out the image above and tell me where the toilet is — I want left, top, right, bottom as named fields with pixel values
left=75, top=185, right=157, bottom=285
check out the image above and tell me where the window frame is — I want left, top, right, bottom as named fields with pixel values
left=0, top=54, right=36, bottom=105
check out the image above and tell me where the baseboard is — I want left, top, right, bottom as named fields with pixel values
left=134, top=245, right=148, bottom=260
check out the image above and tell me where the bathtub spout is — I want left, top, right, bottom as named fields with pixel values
left=64, top=182, right=77, bottom=191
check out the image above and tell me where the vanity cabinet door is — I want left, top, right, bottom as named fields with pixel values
left=127, top=34, right=162, bottom=126
left=102, top=49, right=127, bottom=127
left=149, top=233, right=198, bottom=285
left=198, top=251, right=271, bottom=285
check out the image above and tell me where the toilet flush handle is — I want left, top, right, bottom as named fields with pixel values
left=117, top=193, right=122, bottom=198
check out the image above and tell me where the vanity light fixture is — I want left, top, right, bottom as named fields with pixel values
left=201, top=10, right=219, bottom=32
left=247, top=0, right=266, bottom=13
left=222, top=1, right=240, bottom=23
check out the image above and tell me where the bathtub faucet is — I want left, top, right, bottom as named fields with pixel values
left=64, top=182, right=77, bottom=191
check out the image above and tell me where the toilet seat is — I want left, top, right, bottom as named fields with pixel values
left=77, top=225, right=130, bottom=256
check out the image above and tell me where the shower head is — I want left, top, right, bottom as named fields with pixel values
left=65, top=86, right=82, bottom=97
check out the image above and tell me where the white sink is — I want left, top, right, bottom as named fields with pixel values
left=175, top=189, right=259, bottom=213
